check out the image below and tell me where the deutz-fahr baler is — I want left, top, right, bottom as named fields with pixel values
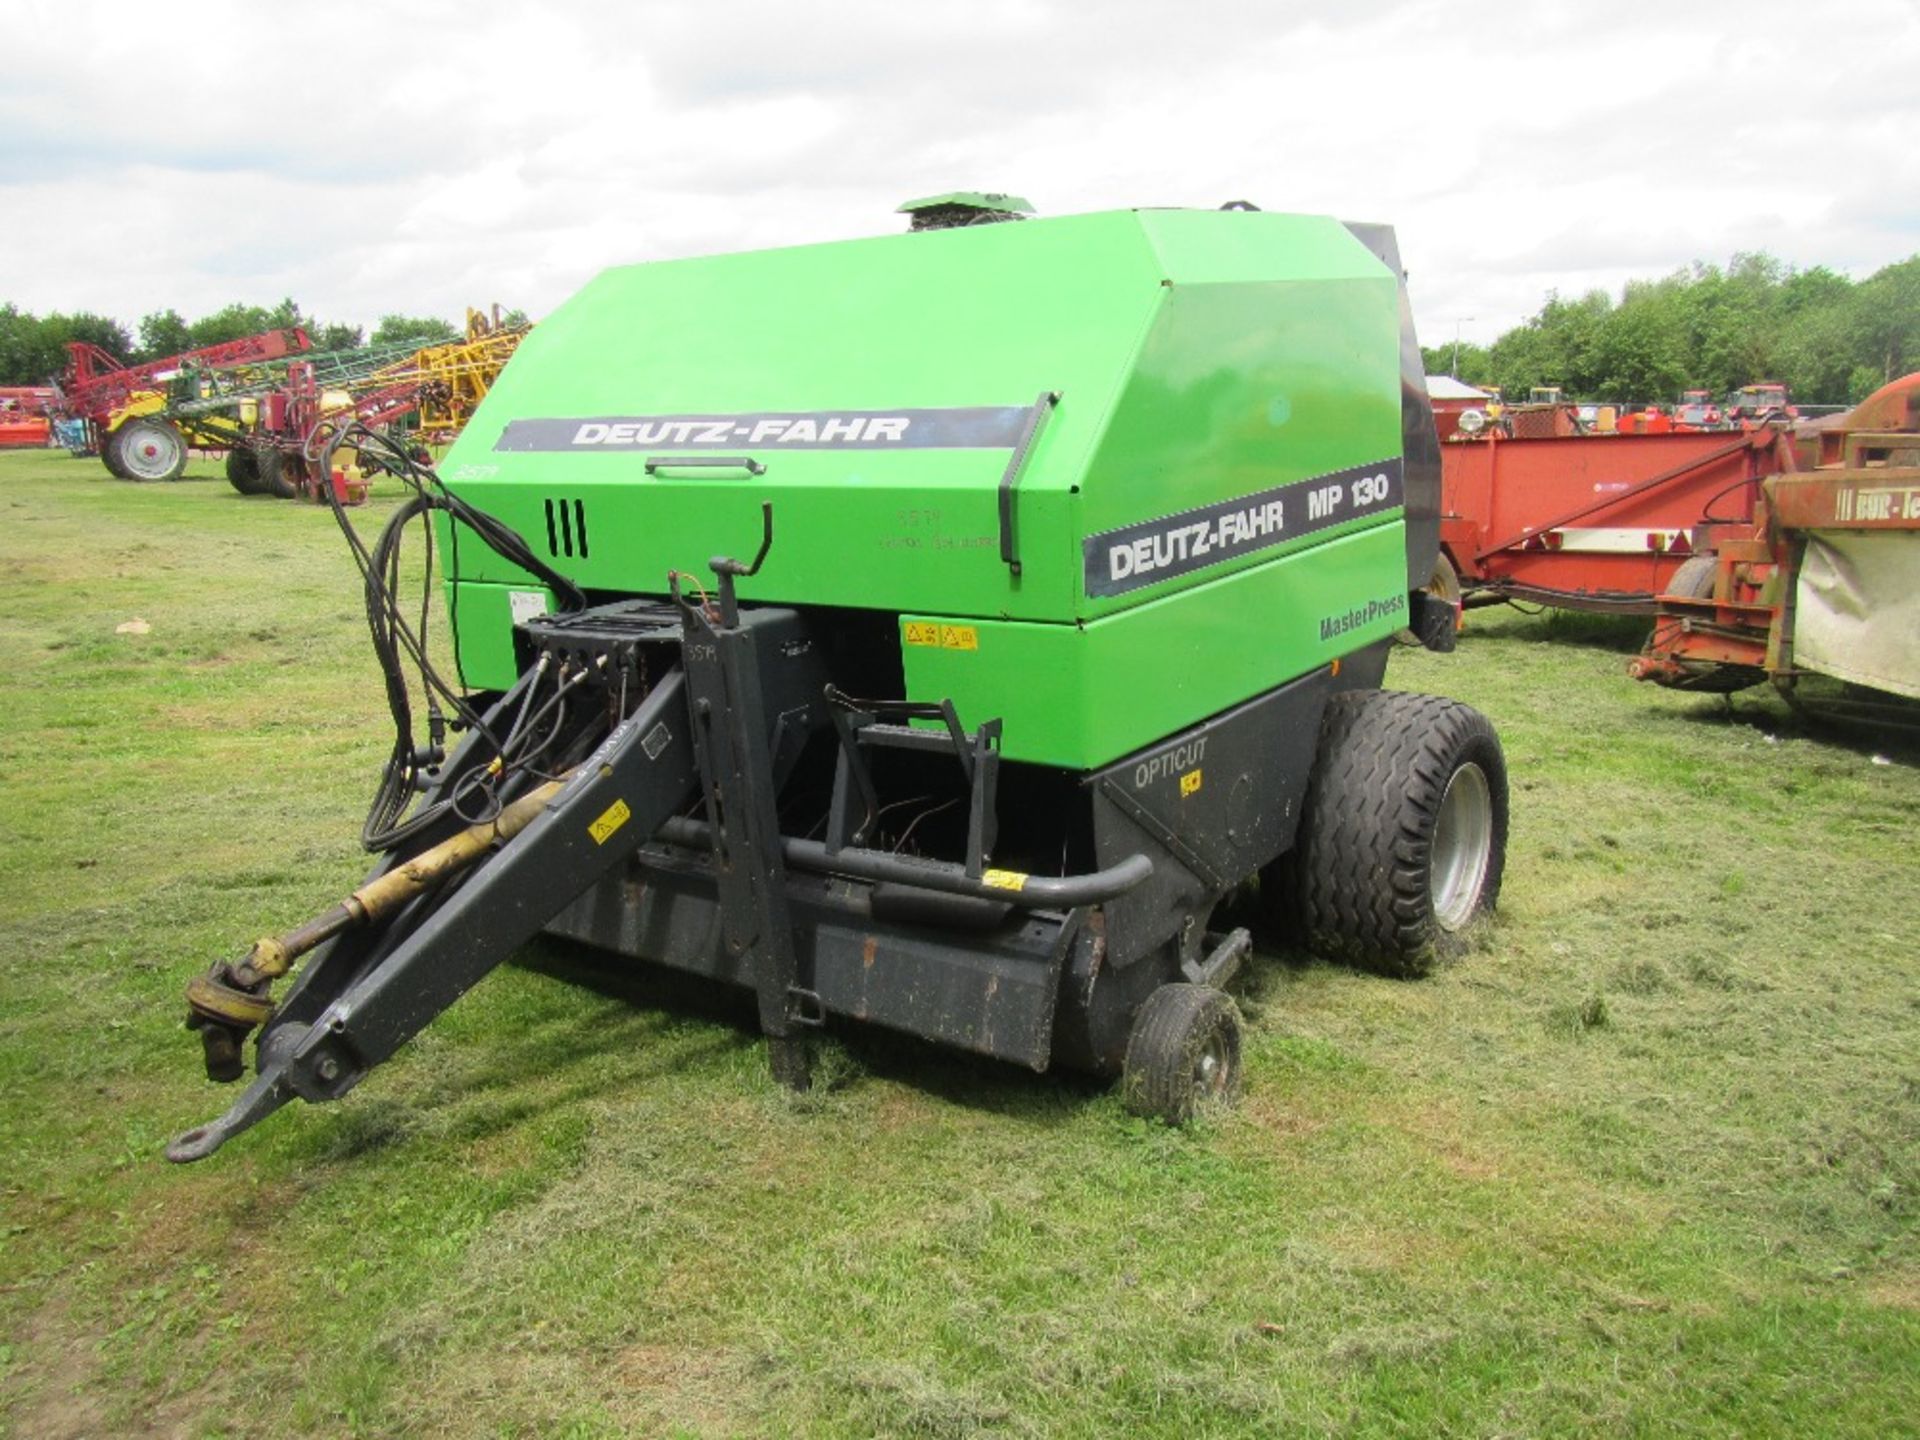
left=170, top=199, right=1508, bottom=1160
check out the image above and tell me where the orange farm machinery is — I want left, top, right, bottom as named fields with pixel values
left=0, top=387, right=55, bottom=449
left=1631, top=373, right=1920, bottom=711
left=1436, top=416, right=1789, bottom=613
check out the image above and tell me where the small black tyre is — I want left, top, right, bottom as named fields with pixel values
left=225, top=446, right=267, bottom=496
left=1274, top=689, right=1507, bottom=977
left=1121, top=983, right=1243, bottom=1124
left=111, top=417, right=188, bottom=482
left=256, top=447, right=300, bottom=500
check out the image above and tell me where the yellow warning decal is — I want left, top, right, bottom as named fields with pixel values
left=904, top=621, right=979, bottom=651
left=588, top=798, right=632, bottom=845
left=1180, top=769, right=1204, bottom=797
left=982, top=868, right=1029, bottom=892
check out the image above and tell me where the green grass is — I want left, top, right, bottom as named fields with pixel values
left=1, top=446, right=1916, bottom=1438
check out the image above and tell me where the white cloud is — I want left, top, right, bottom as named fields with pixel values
left=2, top=0, right=1914, bottom=353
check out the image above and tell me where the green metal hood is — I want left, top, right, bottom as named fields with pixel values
left=440, top=208, right=1402, bottom=626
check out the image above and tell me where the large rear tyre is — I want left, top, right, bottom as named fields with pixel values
left=256, top=447, right=300, bottom=500
left=111, top=418, right=188, bottom=483
left=1270, top=689, right=1507, bottom=978
left=1121, top=983, right=1243, bottom=1124
left=225, top=447, right=267, bottom=496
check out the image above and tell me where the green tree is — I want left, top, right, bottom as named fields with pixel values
left=189, top=303, right=276, bottom=348
left=370, top=314, right=460, bottom=348
left=0, top=304, right=45, bottom=385
left=312, top=322, right=364, bottom=352
left=39, top=312, right=132, bottom=375
left=136, top=309, right=193, bottom=362
left=1848, top=255, right=1920, bottom=393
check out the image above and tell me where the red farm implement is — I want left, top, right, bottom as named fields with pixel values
left=55, top=328, right=312, bottom=482
left=220, top=312, right=530, bottom=503
left=0, top=387, right=55, bottom=449
left=1436, top=419, right=1793, bottom=614
left=1631, top=373, right=1920, bottom=712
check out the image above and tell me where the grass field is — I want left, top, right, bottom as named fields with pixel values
left=0, top=446, right=1916, bottom=1439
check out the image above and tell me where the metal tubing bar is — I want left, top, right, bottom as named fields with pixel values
left=997, top=391, right=1059, bottom=575
left=653, top=816, right=1151, bottom=908
left=644, top=455, right=767, bottom=475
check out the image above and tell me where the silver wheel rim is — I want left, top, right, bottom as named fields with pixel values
left=1431, top=762, right=1492, bottom=931
left=121, top=426, right=181, bottom=481
left=1193, top=1032, right=1231, bottom=1101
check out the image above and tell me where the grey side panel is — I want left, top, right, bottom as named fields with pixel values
left=1344, top=220, right=1443, bottom=589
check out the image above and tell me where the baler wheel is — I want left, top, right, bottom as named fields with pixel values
left=256, top=447, right=300, bottom=500
left=1121, top=983, right=1243, bottom=1124
left=1273, top=689, right=1507, bottom=977
left=225, top=447, right=267, bottom=496
left=111, top=417, right=189, bottom=483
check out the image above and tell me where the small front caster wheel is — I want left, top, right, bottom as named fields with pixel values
left=1121, top=983, right=1243, bottom=1124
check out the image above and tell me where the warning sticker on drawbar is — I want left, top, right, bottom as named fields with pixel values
left=494, top=407, right=1033, bottom=453
left=1083, top=458, right=1403, bottom=598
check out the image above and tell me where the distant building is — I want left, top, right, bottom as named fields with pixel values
left=1426, top=375, right=1493, bottom=441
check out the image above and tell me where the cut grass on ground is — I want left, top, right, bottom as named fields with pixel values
left=0, top=448, right=1916, bottom=1438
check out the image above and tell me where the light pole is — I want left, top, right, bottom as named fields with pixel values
left=1452, top=317, right=1475, bottom=379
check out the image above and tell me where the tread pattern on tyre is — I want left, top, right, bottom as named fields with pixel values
left=226, top=447, right=266, bottom=496
left=1121, top=982, right=1243, bottom=1124
left=1282, top=689, right=1507, bottom=978
left=256, top=447, right=299, bottom=500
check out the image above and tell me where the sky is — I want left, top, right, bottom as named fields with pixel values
left=4, top=0, right=1917, bottom=354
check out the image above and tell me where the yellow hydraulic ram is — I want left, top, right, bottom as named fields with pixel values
left=184, top=774, right=569, bottom=1081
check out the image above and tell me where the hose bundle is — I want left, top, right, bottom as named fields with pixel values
left=308, top=424, right=586, bottom=850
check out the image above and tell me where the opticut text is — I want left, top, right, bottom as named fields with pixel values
left=1107, top=501, right=1287, bottom=584
left=569, top=416, right=910, bottom=446
left=1134, top=736, right=1207, bottom=789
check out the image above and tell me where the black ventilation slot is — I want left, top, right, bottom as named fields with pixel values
left=543, top=498, right=592, bottom=559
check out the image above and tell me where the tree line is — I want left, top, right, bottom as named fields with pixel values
left=1422, top=251, right=1918, bottom=408
left=0, top=299, right=528, bottom=387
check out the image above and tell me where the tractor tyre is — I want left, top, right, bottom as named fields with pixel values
left=1271, top=689, right=1507, bottom=978
left=99, top=426, right=132, bottom=479
left=1645, top=554, right=1766, bottom=693
left=225, top=447, right=268, bottom=496
left=256, top=447, right=300, bottom=500
left=1121, top=983, right=1243, bottom=1124
left=111, top=417, right=189, bottom=483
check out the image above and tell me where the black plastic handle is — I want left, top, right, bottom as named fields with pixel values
left=644, top=455, right=766, bottom=476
